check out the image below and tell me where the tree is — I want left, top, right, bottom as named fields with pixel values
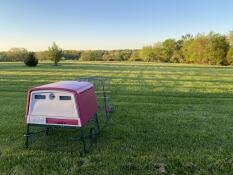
left=0, top=52, right=8, bottom=62
left=227, top=47, right=233, bottom=65
left=140, top=46, right=156, bottom=62
left=181, top=33, right=229, bottom=65
left=176, top=39, right=184, bottom=50
left=170, top=50, right=184, bottom=63
left=48, top=42, right=63, bottom=65
left=120, top=50, right=133, bottom=61
left=102, top=52, right=116, bottom=61
left=205, top=33, right=229, bottom=65
left=63, top=50, right=81, bottom=60
left=181, top=34, right=193, bottom=41
left=80, top=51, right=93, bottom=61
left=102, top=51, right=130, bottom=61
left=6, top=48, right=28, bottom=61
left=182, top=34, right=208, bottom=63
left=228, top=30, right=233, bottom=46
left=139, top=40, right=183, bottom=63
left=130, top=50, right=143, bottom=61
left=161, top=39, right=177, bottom=62
left=24, top=52, right=38, bottom=67
left=152, top=43, right=164, bottom=62
left=80, top=50, right=104, bottom=61
left=35, top=51, right=49, bottom=60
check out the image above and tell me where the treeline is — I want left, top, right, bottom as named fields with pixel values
left=0, top=49, right=134, bottom=62
left=1, top=31, right=233, bottom=65
left=0, top=49, right=81, bottom=62
left=137, top=32, right=233, bottom=65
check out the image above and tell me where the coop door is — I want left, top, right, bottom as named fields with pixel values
left=29, top=90, right=79, bottom=119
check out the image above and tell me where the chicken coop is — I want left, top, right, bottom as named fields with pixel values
left=24, top=79, right=112, bottom=154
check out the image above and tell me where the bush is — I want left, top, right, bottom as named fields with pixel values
left=24, top=52, right=38, bottom=67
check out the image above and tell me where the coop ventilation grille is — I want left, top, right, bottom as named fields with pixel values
left=34, top=95, right=46, bottom=99
left=59, top=96, right=71, bottom=100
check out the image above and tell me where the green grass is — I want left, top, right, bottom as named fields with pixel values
left=1, top=61, right=233, bottom=175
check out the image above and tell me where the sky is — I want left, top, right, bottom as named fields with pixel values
left=0, top=0, right=233, bottom=51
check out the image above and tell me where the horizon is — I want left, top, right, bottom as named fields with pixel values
left=0, top=0, right=233, bottom=51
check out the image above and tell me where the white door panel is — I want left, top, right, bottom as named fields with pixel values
left=29, top=90, right=79, bottom=118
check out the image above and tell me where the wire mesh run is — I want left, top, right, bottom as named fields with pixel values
left=76, top=77, right=113, bottom=122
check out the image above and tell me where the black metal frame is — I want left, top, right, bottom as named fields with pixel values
left=24, top=114, right=100, bottom=155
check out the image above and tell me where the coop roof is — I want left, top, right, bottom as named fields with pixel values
left=29, top=81, right=93, bottom=93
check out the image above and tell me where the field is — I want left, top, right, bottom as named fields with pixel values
left=1, top=62, right=233, bottom=175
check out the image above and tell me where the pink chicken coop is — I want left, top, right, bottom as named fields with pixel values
left=24, top=81, right=101, bottom=153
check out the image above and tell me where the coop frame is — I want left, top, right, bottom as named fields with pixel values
left=24, top=113, right=99, bottom=154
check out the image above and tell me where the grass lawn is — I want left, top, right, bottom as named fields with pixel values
left=1, top=61, right=233, bottom=175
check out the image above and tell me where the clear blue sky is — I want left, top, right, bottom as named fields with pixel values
left=0, top=0, right=233, bottom=51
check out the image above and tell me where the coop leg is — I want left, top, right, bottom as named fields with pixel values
left=80, top=129, right=87, bottom=155
left=94, top=114, right=100, bottom=133
left=25, top=124, right=30, bottom=148
left=45, top=127, right=50, bottom=136
left=102, top=80, right=108, bottom=119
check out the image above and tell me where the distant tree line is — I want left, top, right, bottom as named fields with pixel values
left=137, top=31, right=233, bottom=65
left=0, top=48, right=134, bottom=62
left=1, top=31, right=233, bottom=65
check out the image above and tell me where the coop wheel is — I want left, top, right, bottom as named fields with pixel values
left=89, top=128, right=97, bottom=140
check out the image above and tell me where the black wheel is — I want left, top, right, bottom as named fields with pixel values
left=89, top=127, right=97, bottom=140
